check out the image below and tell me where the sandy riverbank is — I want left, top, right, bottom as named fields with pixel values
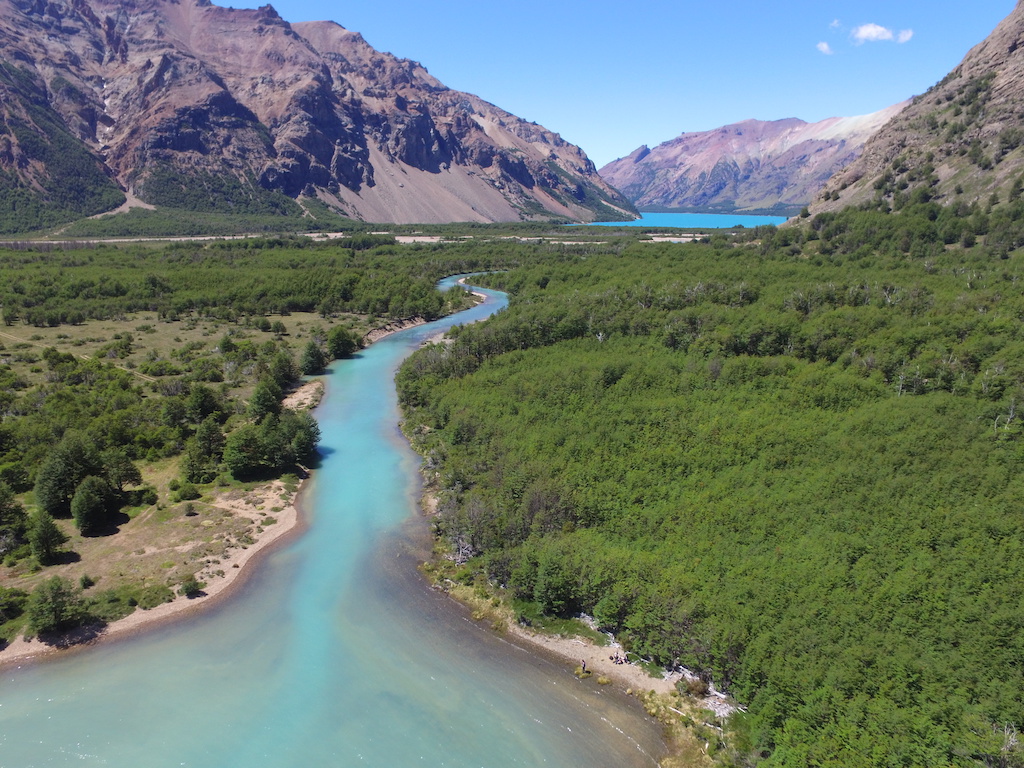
left=0, top=378, right=326, bottom=671
left=373, top=280, right=488, bottom=348
left=363, top=317, right=428, bottom=345
left=503, top=618, right=736, bottom=718
left=0, top=477, right=308, bottom=671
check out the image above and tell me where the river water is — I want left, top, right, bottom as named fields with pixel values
left=0, top=278, right=664, bottom=767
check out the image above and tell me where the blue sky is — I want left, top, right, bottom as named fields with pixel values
left=236, top=0, right=1015, bottom=168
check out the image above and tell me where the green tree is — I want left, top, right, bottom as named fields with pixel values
left=0, top=480, right=27, bottom=558
left=99, top=447, right=142, bottom=494
left=26, top=509, right=68, bottom=565
left=182, top=414, right=226, bottom=484
left=0, top=585, right=27, bottom=623
left=71, top=475, right=111, bottom=536
left=161, top=397, right=187, bottom=430
left=269, top=350, right=298, bottom=389
left=178, top=574, right=206, bottom=597
left=248, top=378, right=282, bottom=422
left=33, top=432, right=102, bottom=517
left=181, top=439, right=216, bottom=484
left=327, top=326, right=359, bottom=359
left=258, top=415, right=291, bottom=470
left=25, top=576, right=87, bottom=636
left=0, top=480, right=26, bottom=535
left=185, top=385, right=221, bottom=424
left=299, top=340, right=326, bottom=375
left=195, top=416, right=226, bottom=460
left=289, top=410, right=321, bottom=461
left=222, top=423, right=265, bottom=478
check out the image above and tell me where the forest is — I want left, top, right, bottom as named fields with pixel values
left=0, top=237, right=490, bottom=639
left=3, top=199, right=1023, bottom=765
left=397, top=201, right=1024, bottom=767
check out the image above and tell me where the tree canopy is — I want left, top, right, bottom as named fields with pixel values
left=399, top=206, right=1024, bottom=766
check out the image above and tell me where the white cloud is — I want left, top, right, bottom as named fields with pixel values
left=817, top=41, right=834, bottom=55
left=852, top=23, right=894, bottom=43
left=830, top=19, right=841, bottom=29
left=852, top=23, right=914, bottom=45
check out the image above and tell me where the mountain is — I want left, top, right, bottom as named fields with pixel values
left=0, top=0, right=634, bottom=231
left=599, top=105, right=906, bottom=215
left=810, top=2, right=1024, bottom=215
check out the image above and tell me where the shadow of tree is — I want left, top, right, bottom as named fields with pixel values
left=35, top=620, right=107, bottom=648
left=81, top=511, right=131, bottom=538
left=49, top=550, right=81, bottom=565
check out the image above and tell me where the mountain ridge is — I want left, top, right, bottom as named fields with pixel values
left=600, top=104, right=906, bottom=214
left=809, top=1, right=1024, bottom=215
left=0, top=0, right=635, bottom=230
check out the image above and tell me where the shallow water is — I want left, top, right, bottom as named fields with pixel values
left=586, top=211, right=788, bottom=228
left=0, top=278, right=664, bottom=767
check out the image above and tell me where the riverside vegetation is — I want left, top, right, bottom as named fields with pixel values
left=2, top=200, right=1023, bottom=766
left=0, top=236, right=484, bottom=642
left=397, top=200, right=1024, bottom=767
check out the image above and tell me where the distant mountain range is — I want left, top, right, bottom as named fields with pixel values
left=599, top=105, right=907, bottom=215
left=0, top=0, right=634, bottom=232
left=810, top=0, right=1024, bottom=216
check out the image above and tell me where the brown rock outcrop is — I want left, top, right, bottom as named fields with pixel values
left=0, top=0, right=635, bottom=226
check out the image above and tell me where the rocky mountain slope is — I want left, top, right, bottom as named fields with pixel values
left=810, top=2, right=1024, bottom=215
left=0, top=0, right=634, bottom=231
left=599, top=105, right=906, bottom=214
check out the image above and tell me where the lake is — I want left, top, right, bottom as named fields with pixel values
left=0, top=278, right=664, bottom=768
left=587, top=211, right=788, bottom=228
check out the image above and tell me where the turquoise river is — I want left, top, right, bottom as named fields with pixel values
left=0, top=278, right=664, bottom=767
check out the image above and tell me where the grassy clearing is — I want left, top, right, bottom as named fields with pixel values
left=5, top=475, right=254, bottom=598
left=0, top=308, right=371, bottom=394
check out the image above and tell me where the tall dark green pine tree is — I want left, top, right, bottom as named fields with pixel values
left=33, top=433, right=102, bottom=517
left=26, top=509, right=68, bottom=565
left=70, top=475, right=111, bottom=536
left=300, top=340, right=327, bottom=375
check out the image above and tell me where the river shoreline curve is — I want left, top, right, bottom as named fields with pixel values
left=416, top=483, right=736, bottom=721
left=0, top=312, right=430, bottom=672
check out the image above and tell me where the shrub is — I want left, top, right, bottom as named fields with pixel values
left=25, top=576, right=87, bottom=636
left=178, top=575, right=206, bottom=597
left=176, top=482, right=201, bottom=501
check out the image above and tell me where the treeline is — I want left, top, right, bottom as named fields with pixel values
left=398, top=210, right=1024, bottom=766
left=0, top=239, right=488, bottom=327
left=771, top=194, right=1024, bottom=259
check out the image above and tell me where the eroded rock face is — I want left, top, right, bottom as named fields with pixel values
left=0, top=0, right=635, bottom=224
left=600, top=106, right=906, bottom=214
left=809, top=3, right=1024, bottom=215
